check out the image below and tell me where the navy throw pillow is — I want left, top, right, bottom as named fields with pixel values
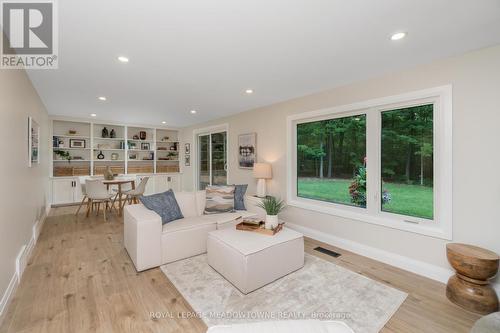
left=233, top=184, right=248, bottom=210
left=139, top=190, right=184, bottom=225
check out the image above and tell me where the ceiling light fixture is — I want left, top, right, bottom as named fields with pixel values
left=245, top=89, right=254, bottom=94
left=118, top=56, right=129, bottom=63
left=190, top=110, right=197, bottom=114
left=90, top=113, right=97, bottom=117
left=390, top=32, right=407, bottom=41
left=98, top=96, right=107, bottom=101
left=162, top=121, right=166, bottom=124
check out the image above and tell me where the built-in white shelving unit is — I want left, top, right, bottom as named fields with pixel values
left=155, top=128, right=180, bottom=174
left=51, top=119, right=181, bottom=177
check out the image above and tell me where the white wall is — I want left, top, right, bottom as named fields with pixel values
left=0, top=68, right=50, bottom=312
left=180, top=45, right=500, bottom=284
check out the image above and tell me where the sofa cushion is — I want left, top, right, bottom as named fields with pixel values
left=200, top=210, right=256, bottom=225
left=162, top=216, right=216, bottom=233
left=139, top=190, right=183, bottom=225
left=204, top=185, right=235, bottom=214
left=173, top=192, right=198, bottom=218
left=195, top=190, right=206, bottom=216
left=233, top=184, right=248, bottom=210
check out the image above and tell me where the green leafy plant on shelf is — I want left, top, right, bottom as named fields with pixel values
left=54, top=149, right=72, bottom=163
left=257, top=196, right=286, bottom=216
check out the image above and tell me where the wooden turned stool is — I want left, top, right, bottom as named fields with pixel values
left=446, top=243, right=499, bottom=314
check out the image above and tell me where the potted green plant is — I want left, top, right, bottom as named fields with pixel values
left=257, top=196, right=286, bottom=229
left=54, top=149, right=72, bottom=162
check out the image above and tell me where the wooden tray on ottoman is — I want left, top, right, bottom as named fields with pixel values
left=236, top=219, right=284, bottom=236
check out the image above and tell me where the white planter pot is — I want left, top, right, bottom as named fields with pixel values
left=265, top=215, right=279, bottom=230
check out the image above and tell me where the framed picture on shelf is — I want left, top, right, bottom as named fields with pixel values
left=238, top=133, right=256, bottom=169
left=141, top=142, right=150, bottom=150
left=28, top=117, right=40, bottom=167
left=185, top=154, right=191, bottom=166
left=69, top=139, right=86, bottom=148
left=185, top=143, right=190, bottom=155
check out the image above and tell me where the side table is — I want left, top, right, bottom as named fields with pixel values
left=446, top=243, right=499, bottom=314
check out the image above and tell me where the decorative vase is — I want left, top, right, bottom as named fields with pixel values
left=97, top=150, right=105, bottom=159
left=265, top=215, right=279, bottom=230
left=102, top=127, right=109, bottom=138
left=139, top=131, right=147, bottom=140
left=110, top=129, right=116, bottom=138
left=111, top=153, right=118, bottom=160
left=104, top=166, right=114, bottom=180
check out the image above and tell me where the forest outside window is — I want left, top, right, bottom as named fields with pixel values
left=288, top=86, right=452, bottom=239
left=381, top=105, right=433, bottom=220
left=297, top=114, right=366, bottom=208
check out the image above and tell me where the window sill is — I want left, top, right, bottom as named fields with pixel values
left=287, top=198, right=452, bottom=240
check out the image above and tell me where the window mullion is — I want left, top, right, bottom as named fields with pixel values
left=366, top=109, right=380, bottom=215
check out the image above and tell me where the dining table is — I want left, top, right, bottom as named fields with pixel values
left=102, top=176, right=136, bottom=217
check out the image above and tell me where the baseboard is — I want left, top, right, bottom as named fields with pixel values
left=287, top=222, right=454, bottom=282
left=0, top=209, right=49, bottom=324
left=287, top=222, right=500, bottom=295
left=33, top=211, right=48, bottom=242
left=0, top=273, right=18, bottom=325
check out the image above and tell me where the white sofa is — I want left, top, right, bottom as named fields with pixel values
left=124, top=190, right=260, bottom=271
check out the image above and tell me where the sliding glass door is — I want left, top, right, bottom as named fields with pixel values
left=198, top=131, right=227, bottom=190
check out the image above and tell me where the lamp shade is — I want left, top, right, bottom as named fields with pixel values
left=253, top=163, right=272, bottom=179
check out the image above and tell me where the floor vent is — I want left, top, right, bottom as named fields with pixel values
left=314, top=246, right=341, bottom=258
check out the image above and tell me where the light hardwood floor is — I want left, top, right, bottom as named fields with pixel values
left=0, top=206, right=480, bottom=333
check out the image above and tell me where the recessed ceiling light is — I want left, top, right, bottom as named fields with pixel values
left=190, top=110, right=197, bottom=114
left=162, top=121, right=166, bottom=124
left=117, top=56, right=129, bottom=63
left=245, top=89, right=254, bottom=94
left=90, top=113, right=97, bottom=117
left=390, top=32, right=407, bottom=41
left=98, top=96, right=107, bottom=101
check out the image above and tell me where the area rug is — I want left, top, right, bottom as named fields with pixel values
left=161, top=254, right=407, bottom=333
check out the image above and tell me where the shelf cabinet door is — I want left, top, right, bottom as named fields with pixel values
left=52, top=179, right=76, bottom=204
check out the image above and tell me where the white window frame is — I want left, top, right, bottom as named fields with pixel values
left=193, top=123, right=229, bottom=190
left=287, top=86, right=452, bottom=240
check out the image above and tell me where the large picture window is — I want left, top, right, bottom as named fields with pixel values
left=287, top=86, right=452, bottom=239
left=297, top=114, right=366, bottom=207
left=381, top=105, right=433, bottom=219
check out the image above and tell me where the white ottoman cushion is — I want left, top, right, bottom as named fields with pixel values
left=207, top=227, right=304, bottom=294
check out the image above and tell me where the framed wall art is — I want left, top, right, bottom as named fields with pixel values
left=28, top=117, right=40, bottom=167
left=238, top=133, right=256, bottom=169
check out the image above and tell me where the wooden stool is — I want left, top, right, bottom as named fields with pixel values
left=446, top=243, right=499, bottom=314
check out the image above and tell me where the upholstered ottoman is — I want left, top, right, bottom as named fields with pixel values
left=207, top=227, right=304, bottom=294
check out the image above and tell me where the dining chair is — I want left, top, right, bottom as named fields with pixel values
left=111, top=175, right=134, bottom=208
left=85, top=179, right=115, bottom=221
left=75, top=176, right=89, bottom=216
left=121, top=177, right=149, bottom=210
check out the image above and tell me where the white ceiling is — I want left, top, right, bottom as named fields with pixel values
left=27, top=0, right=500, bottom=127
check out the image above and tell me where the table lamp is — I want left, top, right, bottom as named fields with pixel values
left=253, top=163, right=272, bottom=198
